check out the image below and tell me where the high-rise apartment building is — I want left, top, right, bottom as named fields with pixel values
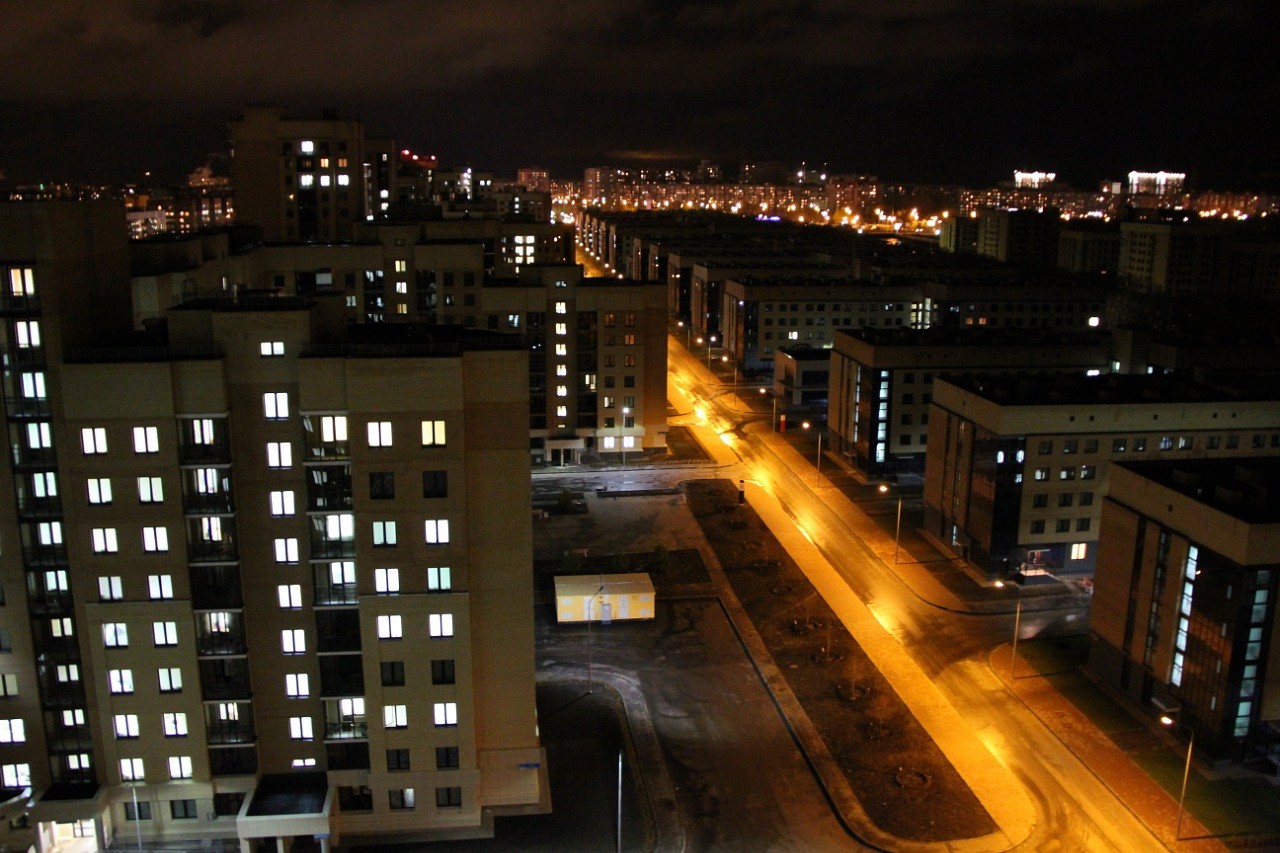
left=1, top=202, right=544, bottom=850
left=229, top=106, right=369, bottom=243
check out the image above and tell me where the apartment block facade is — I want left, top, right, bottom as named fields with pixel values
left=1090, top=460, right=1280, bottom=765
left=1, top=203, right=544, bottom=850
left=923, top=374, right=1280, bottom=578
left=828, top=328, right=1109, bottom=477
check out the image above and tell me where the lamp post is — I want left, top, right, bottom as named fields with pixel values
left=706, top=335, right=717, bottom=372
left=721, top=354, right=738, bottom=385
left=678, top=320, right=691, bottom=349
left=995, top=580, right=1022, bottom=678
left=878, top=484, right=904, bottom=563
left=760, top=387, right=777, bottom=431
left=620, top=407, right=630, bottom=467
left=1160, top=713, right=1196, bottom=840
left=587, top=579, right=605, bottom=694
left=801, top=421, right=823, bottom=481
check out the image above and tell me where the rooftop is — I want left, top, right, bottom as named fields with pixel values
left=939, top=372, right=1280, bottom=408
left=245, top=772, right=328, bottom=817
left=1115, top=459, right=1280, bottom=525
left=836, top=326, right=1106, bottom=348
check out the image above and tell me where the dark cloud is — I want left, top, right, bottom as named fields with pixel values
left=1, top=0, right=1276, bottom=187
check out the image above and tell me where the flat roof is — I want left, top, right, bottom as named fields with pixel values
left=939, top=372, right=1280, bottom=408
left=246, top=773, right=328, bottom=817
left=836, top=326, right=1105, bottom=348
left=555, top=573, right=655, bottom=596
left=1114, top=459, right=1280, bottom=525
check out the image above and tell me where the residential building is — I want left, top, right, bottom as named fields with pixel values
left=229, top=106, right=368, bottom=243
left=1089, top=459, right=1280, bottom=765
left=1, top=202, right=544, bottom=849
left=923, top=373, right=1280, bottom=578
left=829, top=327, right=1109, bottom=477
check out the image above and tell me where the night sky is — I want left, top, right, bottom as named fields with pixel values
left=2, top=0, right=1277, bottom=189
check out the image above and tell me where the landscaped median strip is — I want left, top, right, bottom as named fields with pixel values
left=693, top=478, right=1036, bottom=851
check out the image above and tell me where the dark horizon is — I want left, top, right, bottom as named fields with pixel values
left=3, top=1, right=1278, bottom=192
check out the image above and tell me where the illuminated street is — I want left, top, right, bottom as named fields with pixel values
left=655, top=335, right=1172, bottom=851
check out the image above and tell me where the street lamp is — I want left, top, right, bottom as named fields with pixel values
left=995, top=580, right=1022, bottom=678
left=721, top=354, right=738, bottom=385
left=587, top=577, right=605, bottom=694
left=1160, top=712, right=1196, bottom=841
left=878, top=483, right=903, bottom=564
left=678, top=319, right=691, bottom=348
left=620, top=407, right=630, bottom=467
left=706, top=334, right=717, bottom=372
left=760, top=387, right=777, bottom=431
left=801, top=421, right=823, bottom=480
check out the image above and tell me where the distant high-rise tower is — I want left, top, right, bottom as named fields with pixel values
left=516, top=168, right=550, bottom=195
left=1126, top=170, right=1186, bottom=197
left=229, top=106, right=368, bottom=242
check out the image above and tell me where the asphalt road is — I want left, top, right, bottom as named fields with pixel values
left=657, top=336, right=1164, bottom=851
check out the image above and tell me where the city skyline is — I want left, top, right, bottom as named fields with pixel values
left=3, top=1, right=1278, bottom=189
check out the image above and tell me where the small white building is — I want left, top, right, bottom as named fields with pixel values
left=555, top=574, right=655, bottom=623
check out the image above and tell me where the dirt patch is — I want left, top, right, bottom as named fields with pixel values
left=686, top=478, right=996, bottom=843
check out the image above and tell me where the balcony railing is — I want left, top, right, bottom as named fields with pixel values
left=183, top=491, right=235, bottom=515
left=196, top=631, right=248, bottom=657
left=209, top=746, right=258, bottom=777
left=21, top=542, right=68, bottom=567
left=326, top=742, right=370, bottom=771
left=309, top=538, right=355, bottom=560
left=323, top=720, right=369, bottom=741
left=16, top=493, right=62, bottom=519
left=188, top=539, right=239, bottom=564
left=178, top=443, right=232, bottom=466
left=190, top=568, right=244, bottom=610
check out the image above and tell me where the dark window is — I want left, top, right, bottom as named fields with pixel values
left=1032, top=494, right=1048, bottom=508
left=369, top=472, right=395, bottom=500
left=381, top=661, right=405, bottom=686
left=125, top=802, right=152, bottom=821
left=436, top=746, right=460, bottom=769
left=1056, top=519, right=1071, bottom=533
left=1031, top=520, right=1045, bottom=534
left=436, top=786, right=462, bottom=808
left=1079, top=492, right=1094, bottom=506
left=170, top=800, right=197, bottom=820
left=624, top=375, right=635, bottom=388
left=432, top=659, right=456, bottom=685
left=1076, top=518, right=1092, bottom=532
left=387, top=749, right=411, bottom=771
left=423, top=470, right=448, bottom=499
left=1058, top=493, right=1073, bottom=507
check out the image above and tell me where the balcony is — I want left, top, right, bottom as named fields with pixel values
left=22, top=541, right=67, bottom=567
left=190, top=565, right=244, bottom=610
left=178, top=441, right=231, bottom=466
left=187, top=516, right=239, bottom=563
left=315, top=610, right=361, bottom=654
left=326, top=742, right=370, bottom=771
left=0, top=292, right=42, bottom=314
left=183, top=491, right=235, bottom=515
left=314, top=563, right=358, bottom=606
left=306, top=466, right=353, bottom=512
left=209, top=746, right=258, bottom=777
left=309, top=537, right=354, bottom=561
left=200, top=659, right=252, bottom=700
left=26, top=589, right=73, bottom=617
left=10, top=444, right=57, bottom=468
left=319, top=655, right=365, bottom=697
left=15, top=493, right=62, bottom=519
left=195, top=613, right=248, bottom=657
left=4, top=396, right=52, bottom=419
left=205, top=705, right=255, bottom=745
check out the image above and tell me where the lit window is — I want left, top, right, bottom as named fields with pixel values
left=0, top=720, right=24, bottom=744
left=300, top=140, right=314, bottom=154
left=103, top=623, right=129, bottom=648
left=132, top=426, right=159, bottom=454
left=92, top=528, right=119, bottom=554
left=555, top=301, right=567, bottom=314
left=377, top=615, right=403, bottom=639
left=285, top=673, right=310, bottom=698
left=57, top=664, right=80, bottom=682
left=87, top=478, right=112, bottom=504
left=269, top=490, right=296, bottom=516
left=274, top=538, right=300, bottom=563
left=142, top=527, right=169, bottom=552
left=137, top=476, right=163, bottom=503
left=51, top=616, right=73, bottom=637
left=427, top=566, right=451, bottom=592
left=390, top=788, right=416, bottom=810
left=113, top=715, right=139, bottom=739
left=158, top=667, right=182, bottom=693
left=26, top=422, right=53, bottom=449
left=421, top=419, right=447, bottom=446
left=1070, top=543, right=1088, bottom=560
left=555, top=322, right=568, bottom=336
left=277, top=585, right=302, bottom=609
left=38, top=520, right=63, bottom=546
left=375, top=568, right=400, bottom=594
left=556, top=385, right=568, bottom=397
left=266, top=442, right=293, bottom=468
left=384, top=704, right=408, bottom=729
left=148, top=574, right=173, bottom=599
left=260, top=341, right=285, bottom=357
left=289, top=717, right=314, bottom=740
left=338, top=173, right=350, bottom=186
left=108, top=669, right=134, bottom=694
left=153, top=621, right=178, bottom=646
left=14, top=320, right=40, bottom=348
left=264, top=392, right=290, bottom=420
left=425, top=519, right=450, bottom=544
left=368, top=421, right=393, bottom=447
left=282, top=629, right=306, bottom=654
left=168, top=756, right=193, bottom=780
left=162, top=713, right=188, bottom=737
left=433, top=702, right=458, bottom=727
left=557, top=405, right=568, bottom=417
left=321, top=415, right=348, bottom=442
left=320, top=174, right=331, bottom=187
left=373, top=521, right=397, bottom=546
left=120, top=758, right=145, bottom=782
left=20, top=371, right=46, bottom=398
left=429, top=613, right=454, bottom=637
left=81, top=427, right=108, bottom=454
left=99, top=576, right=124, bottom=601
